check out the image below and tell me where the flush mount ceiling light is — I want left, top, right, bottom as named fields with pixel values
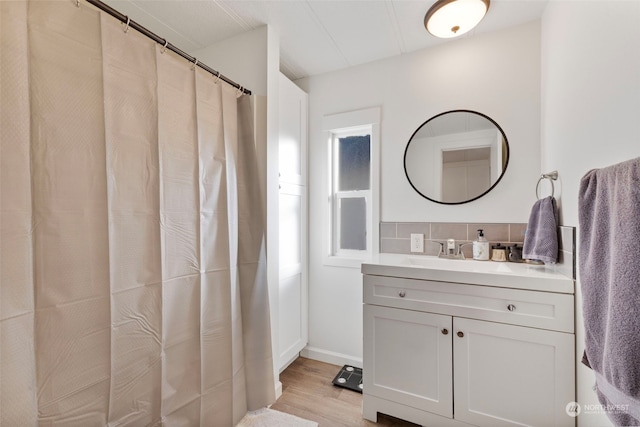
left=424, top=0, right=490, bottom=39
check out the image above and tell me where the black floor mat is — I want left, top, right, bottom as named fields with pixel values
left=331, top=365, right=363, bottom=393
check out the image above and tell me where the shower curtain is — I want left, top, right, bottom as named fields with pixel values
left=0, top=1, right=275, bottom=425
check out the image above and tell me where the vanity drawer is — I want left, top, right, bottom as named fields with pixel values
left=363, top=275, right=574, bottom=333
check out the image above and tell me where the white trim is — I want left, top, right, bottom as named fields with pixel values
left=324, top=255, right=366, bottom=269
left=370, top=118, right=380, bottom=257
left=363, top=394, right=471, bottom=427
left=300, top=345, right=363, bottom=369
left=322, top=107, right=381, bottom=269
left=431, top=129, right=497, bottom=200
left=274, top=381, right=283, bottom=400
left=322, top=107, right=380, bottom=130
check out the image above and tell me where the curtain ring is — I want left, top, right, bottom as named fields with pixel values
left=191, top=58, right=198, bottom=70
left=213, top=71, right=221, bottom=84
left=76, top=0, right=80, bottom=8
left=123, top=17, right=130, bottom=33
left=236, top=86, right=243, bottom=97
left=161, top=40, right=168, bottom=54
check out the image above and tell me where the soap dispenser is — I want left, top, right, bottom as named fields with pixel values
left=473, top=229, right=490, bottom=261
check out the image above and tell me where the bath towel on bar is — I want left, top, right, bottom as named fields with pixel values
left=579, top=157, right=640, bottom=426
left=522, top=196, right=559, bottom=263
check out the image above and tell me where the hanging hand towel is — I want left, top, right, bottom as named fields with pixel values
left=522, top=196, right=559, bottom=263
left=579, top=157, right=640, bottom=427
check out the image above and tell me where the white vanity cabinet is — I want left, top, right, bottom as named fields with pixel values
left=364, top=304, right=453, bottom=418
left=362, top=273, right=575, bottom=427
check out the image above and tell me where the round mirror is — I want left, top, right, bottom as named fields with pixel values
left=404, top=110, right=509, bottom=205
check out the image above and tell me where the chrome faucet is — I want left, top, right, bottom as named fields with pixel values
left=435, top=239, right=471, bottom=260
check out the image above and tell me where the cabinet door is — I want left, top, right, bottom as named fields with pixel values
left=453, top=318, right=575, bottom=427
left=277, top=74, right=308, bottom=370
left=363, top=305, right=453, bottom=417
left=278, top=182, right=306, bottom=368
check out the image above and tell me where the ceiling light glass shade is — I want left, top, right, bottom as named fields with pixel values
left=424, top=0, right=490, bottom=39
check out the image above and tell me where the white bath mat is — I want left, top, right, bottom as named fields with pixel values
left=237, top=408, right=318, bottom=427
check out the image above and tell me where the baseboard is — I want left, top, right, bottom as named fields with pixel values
left=300, top=346, right=363, bottom=369
left=275, top=381, right=282, bottom=400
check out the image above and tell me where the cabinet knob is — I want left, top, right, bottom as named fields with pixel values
left=457, top=331, right=464, bottom=338
left=507, top=304, right=516, bottom=312
left=398, top=291, right=406, bottom=298
left=441, top=328, right=449, bottom=335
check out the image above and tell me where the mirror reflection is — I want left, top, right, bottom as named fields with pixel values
left=404, top=110, right=509, bottom=204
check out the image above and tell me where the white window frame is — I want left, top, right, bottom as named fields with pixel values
left=331, top=126, right=372, bottom=258
left=322, top=107, right=380, bottom=268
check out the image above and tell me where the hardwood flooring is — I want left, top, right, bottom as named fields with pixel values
left=270, top=357, right=420, bottom=427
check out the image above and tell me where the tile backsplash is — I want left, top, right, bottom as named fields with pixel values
left=380, top=222, right=575, bottom=279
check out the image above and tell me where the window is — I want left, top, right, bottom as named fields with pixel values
left=332, top=128, right=371, bottom=255
left=323, top=108, right=379, bottom=267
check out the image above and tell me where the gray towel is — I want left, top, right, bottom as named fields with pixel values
left=579, top=157, right=640, bottom=426
left=522, top=196, right=559, bottom=263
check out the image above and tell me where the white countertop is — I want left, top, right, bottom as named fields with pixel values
left=362, top=254, right=574, bottom=294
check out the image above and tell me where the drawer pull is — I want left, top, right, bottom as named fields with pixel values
left=507, top=304, right=517, bottom=312
left=398, top=291, right=406, bottom=298
left=457, top=331, right=464, bottom=338
left=441, top=328, right=449, bottom=335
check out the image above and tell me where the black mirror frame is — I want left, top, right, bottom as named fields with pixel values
left=403, top=109, right=510, bottom=205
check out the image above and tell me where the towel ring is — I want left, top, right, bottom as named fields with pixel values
left=536, top=170, right=558, bottom=199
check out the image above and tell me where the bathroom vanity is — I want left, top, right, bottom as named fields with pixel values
left=362, top=254, right=575, bottom=427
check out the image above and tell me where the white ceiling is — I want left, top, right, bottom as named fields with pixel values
left=102, top=0, right=548, bottom=81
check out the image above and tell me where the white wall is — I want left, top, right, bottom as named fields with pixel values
left=541, top=2, right=640, bottom=426
left=194, top=26, right=270, bottom=97
left=297, top=22, right=542, bottom=366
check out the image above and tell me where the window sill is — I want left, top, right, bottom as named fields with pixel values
left=323, top=255, right=369, bottom=269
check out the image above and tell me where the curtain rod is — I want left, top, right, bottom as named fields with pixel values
left=84, top=0, right=252, bottom=96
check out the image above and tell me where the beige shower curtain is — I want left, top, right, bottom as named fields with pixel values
left=0, top=1, right=275, bottom=425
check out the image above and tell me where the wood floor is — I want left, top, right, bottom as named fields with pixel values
left=270, top=357, right=420, bottom=427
